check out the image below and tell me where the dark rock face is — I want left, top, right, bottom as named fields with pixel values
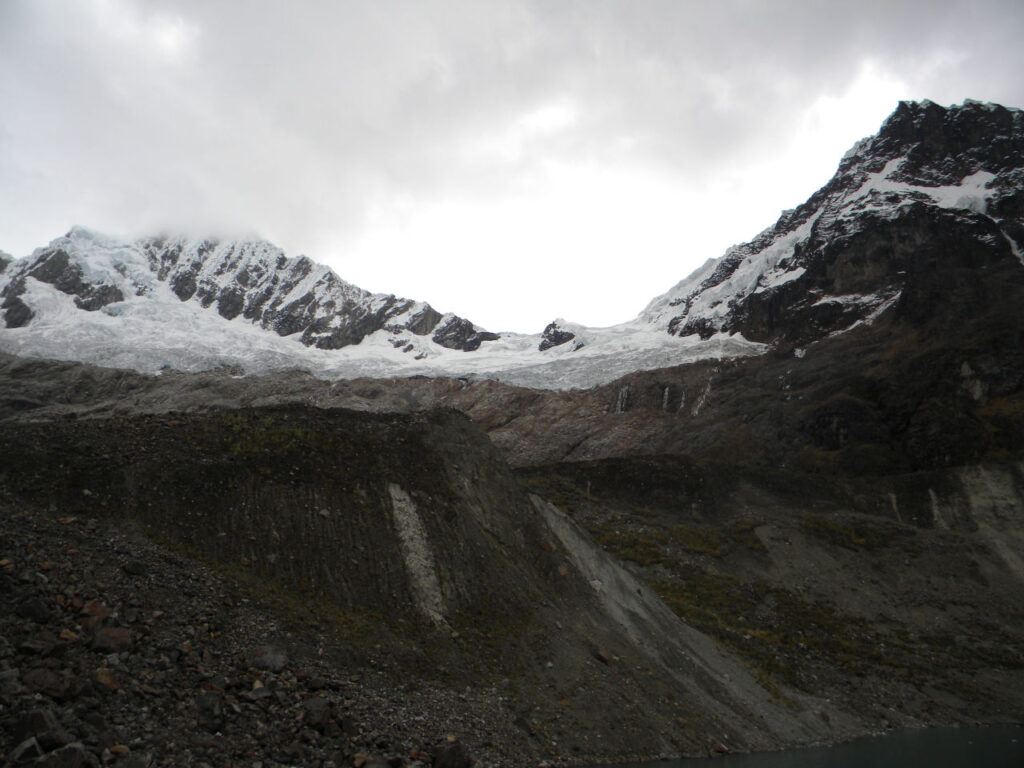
left=874, top=100, right=1024, bottom=182
left=135, top=238, right=428, bottom=348
left=138, top=239, right=497, bottom=351
left=406, top=305, right=443, bottom=336
left=4, top=248, right=126, bottom=314
left=1, top=278, right=34, bottom=328
left=169, top=269, right=197, bottom=301
left=538, top=322, right=576, bottom=351
left=298, top=296, right=406, bottom=350
left=727, top=203, right=1018, bottom=345
left=663, top=101, right=1024, bottom=348
left=668, top=316, right=716, bottom=340
left=431, top=316, right=500, bottom=351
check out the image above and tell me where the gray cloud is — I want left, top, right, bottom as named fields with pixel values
left=2, top=0, right=1024, bottom=330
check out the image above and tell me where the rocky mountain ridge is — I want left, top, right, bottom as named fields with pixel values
left=0, top=229, right=497, bottom=354
left=6, top=100, right=1024, bottom=389
left=641, top=99, right=1024, bottom=345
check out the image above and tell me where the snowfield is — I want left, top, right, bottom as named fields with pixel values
left=0, top=254, right=766, bottom=390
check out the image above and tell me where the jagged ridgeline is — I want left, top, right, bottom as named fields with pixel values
left=3, top=100, right=1024, bottom=388
left=0, top=234, right=497, bottom=351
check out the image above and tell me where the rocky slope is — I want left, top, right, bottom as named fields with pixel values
left=1, top=404, right=863, bottom=767
left=0, top=498, right=531, bottom=768
left=2, top=261, right=1023, bottom=763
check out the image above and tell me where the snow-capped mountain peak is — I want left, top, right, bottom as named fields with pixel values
left=639, top=100, right=1024, bottom=346
left=3, top=100, right=1024, bottom=389
left=2, top=226, right=500, bottom=353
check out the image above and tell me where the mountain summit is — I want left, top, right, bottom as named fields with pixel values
left=2, top=100, right=1023, bottom=388
left=0, top=228, right=495, bottom=352
left=641, top=99, right=1024, bottom=345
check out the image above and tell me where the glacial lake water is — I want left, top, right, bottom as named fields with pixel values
left=614, top=725, right=1024, bottom=768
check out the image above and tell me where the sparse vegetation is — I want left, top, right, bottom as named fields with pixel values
left=728, top=517, right=768, bottom=552
left=595, top=523, right=668, bottom=566
left=669, top=523, right=723, bottom=556
left=800, top=513, right=912, bottom=551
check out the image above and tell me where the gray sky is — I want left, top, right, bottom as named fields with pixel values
left=3, top=1, right=1024, bottom=332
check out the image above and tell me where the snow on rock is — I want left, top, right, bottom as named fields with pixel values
left=3, top=100, right=1024, bottom=390
left=0, top=229, right=765, bottom=390
left=641, top=100, right=1024, bottom=345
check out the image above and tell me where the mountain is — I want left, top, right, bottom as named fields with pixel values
left=643, top=99, right=1024, bottom=344
left=3, top=101, right=1024, bottom=390
left=0, top=227, right=760, bottom=389
left=0, top=228, right=497, bottom=351
left=2, top=100, right=1024, bottom=766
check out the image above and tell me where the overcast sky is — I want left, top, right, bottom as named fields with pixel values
left=3, top=1, right=1024, bottom=332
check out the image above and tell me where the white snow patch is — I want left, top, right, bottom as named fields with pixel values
left=642, top=213, right=821, bottom=329
left=756, top=266, right=806, bottom=292
left=812, top=293, right=882, bottom=308
left=829, top=292, right=901, bottom=336
left=844, top=161, right=996, bottom=216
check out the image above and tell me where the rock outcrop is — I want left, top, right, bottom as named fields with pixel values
left=538, top=321, right=578, bottom=352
